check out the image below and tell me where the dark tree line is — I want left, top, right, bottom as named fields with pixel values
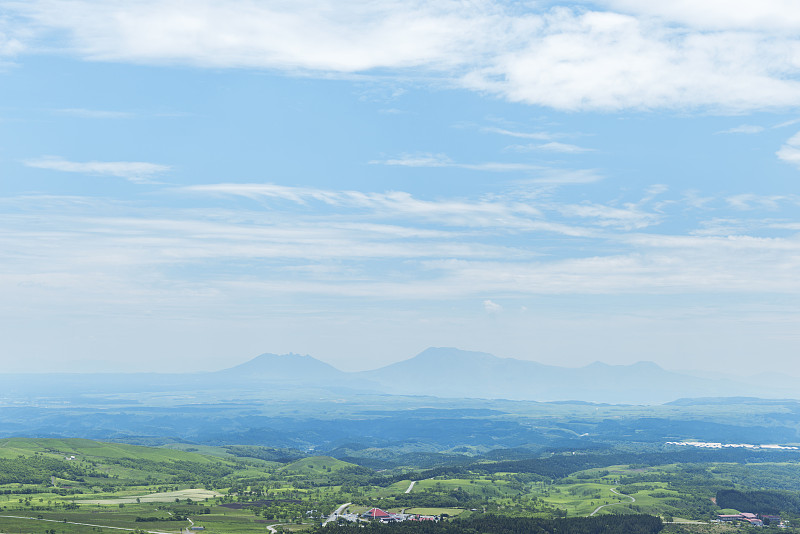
left=0, top=455, right=99, bottom=484
left=313, top=514, right=664, bottom=534
left=716, top=489, right=800, bottom=514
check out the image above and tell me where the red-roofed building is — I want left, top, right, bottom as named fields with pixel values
left=363, top=508, right=390, bottom=519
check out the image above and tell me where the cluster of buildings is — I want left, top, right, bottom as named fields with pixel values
left=716, top=512, right=783, bottom=527
left=667, top=441, right=799, bottom=450
left=335, top=508, right=439, bottom=523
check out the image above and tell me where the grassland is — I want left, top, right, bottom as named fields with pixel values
left=2, top=438, right=800, bottom=533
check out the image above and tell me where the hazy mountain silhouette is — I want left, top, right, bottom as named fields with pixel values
left=0, top=347, right=786, bottom=405
left=355, top=347, right=769, bottom=404
left=218, top=352, right=347, bottom=382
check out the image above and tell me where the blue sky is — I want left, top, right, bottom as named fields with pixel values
left=2, top=1, right=800, bottom=374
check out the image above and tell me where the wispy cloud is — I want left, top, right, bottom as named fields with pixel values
left=773, top=118, right=800, bottom=129
left=54, top=108, right=134, bottom=119
left=0, top=16, right=26, bottom=57
left=509, top=141, right=595, bottom=154
left=8, top=1, right=800, bottom=111
left=776, top=132, right=800, bottom=169
left=482, top=126, right=554, bottom=140
left=556, top=203, right=661, bottom=230
left=371, top=153, right=542, bottom=172
left=518, top=168, right=604, bottom=185
left=180, top=182, right=568, bottom=233
left=716, top=124, right=764, bottom=134
left=25, top=156, right=171, bottom=183
left=4, top=181, right=800, bottom=343
left=726, top=193, right=792, bottom=211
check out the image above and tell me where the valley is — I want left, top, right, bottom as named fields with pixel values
left=2, top=351, right=800, bottom=533
left=1, top=431, right=800, bottom=533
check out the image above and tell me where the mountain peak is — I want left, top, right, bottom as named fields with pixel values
left=218, top=352, right=344, bottom=380
left=413, top=347, right=500, bottom=362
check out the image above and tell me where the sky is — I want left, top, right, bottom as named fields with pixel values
left=2, top=1, right=800, bottom=375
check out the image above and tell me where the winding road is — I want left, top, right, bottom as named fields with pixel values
left=589, top=487, right=635, bottom=516
left=322, top=502, right=352, bottom=526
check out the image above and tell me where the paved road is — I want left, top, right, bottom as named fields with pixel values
left=322, top=502, right=352, bottom=526
left=589, top=487, right=635, bottom=516
left=405, top=481, right=416, bottom=494
left=0, top=514, right=172, bottom=534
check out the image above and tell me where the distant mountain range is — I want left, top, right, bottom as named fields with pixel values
left=215, top=347, right=787, bottom=405
left=0, top=347, right=791, bottom=405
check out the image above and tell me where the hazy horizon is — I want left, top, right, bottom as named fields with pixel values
left=0, top=347, right=793, bottom=384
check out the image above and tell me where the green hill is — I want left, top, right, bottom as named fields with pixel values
left=279, top=455, right=358, bottom=474
left=0, top=437, right=218, bottom=463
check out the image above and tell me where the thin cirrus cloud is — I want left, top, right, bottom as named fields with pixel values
left=371, top=153, right=604, bottom=183
left=715, top=124, right=765, bottom=134
left=182, top=182, right=677, bottom=236
left=508, top=142, right=595, bottom=154
left=54, top=108, right=135, bottom=119
left=481, top=127, right=555, bottom=140
left=180, top=182, right=570, bottom=233
left=4, top=184, right=800, bottom=314
left=6, top=0, right=800, bottom=111
left=371, top=153, right=543, bottom=172
left=24, top=156, right=171, bottom=183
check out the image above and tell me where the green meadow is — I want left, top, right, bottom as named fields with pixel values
left=1, top=438, right=800, bottom=533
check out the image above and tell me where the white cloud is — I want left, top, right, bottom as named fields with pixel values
left=483, top=299, right=503, bottom=313
left=375, top=153, right=454, bottom=168
left=371, top=153, right=544, bottom=172
left=599, top=0, right=800, bottom=31
left=520, top=168, right=604, bottom=185
left=725, top=194, right=790, bottom=211
left=5, top=185, right=800, bottom=333
left=0, top=32, right=23, bottom=57
left=482, top=126, right=554, bottom=140
left=0, top=12, right=26, bottom=57
left=509, top=141, right=595, bottom=153
left=24, top=156, right=171, bottom=183
left=7, top=1, right=800, bottom=111
left=716, top=124, right=765, bottom=134
left=10, top=0, right=492, bottom=71
left=463, top=10, right=800, bottom=111
left=773, top=118, right=800, bottom=129
left=556, top=202, right=660, bottom=230
left=777, top=131, right=800, bottom=169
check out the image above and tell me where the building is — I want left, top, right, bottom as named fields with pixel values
left=363, top=508, right=391, bottom=519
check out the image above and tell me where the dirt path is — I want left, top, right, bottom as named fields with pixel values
left=589, top=487, right=635, bottom=516
left=405, top=481, right=416, bottom=494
